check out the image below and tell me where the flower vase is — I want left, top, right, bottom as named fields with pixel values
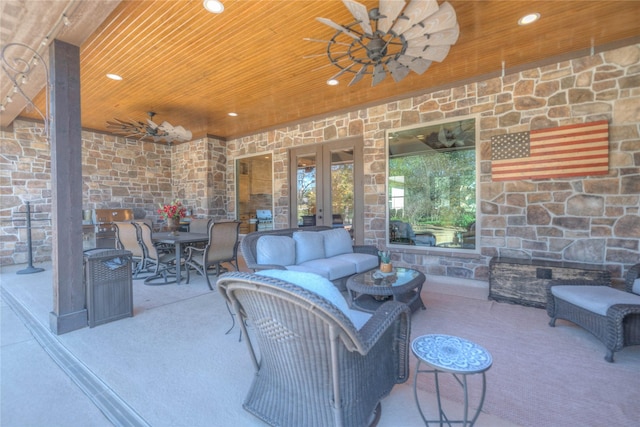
left=380, top=262, right=393, bottom=273
left=169, top=218, right=181, bottom=235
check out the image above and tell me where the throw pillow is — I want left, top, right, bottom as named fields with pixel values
left=320, top=228, right=354, bottom=258
left=257, top=269, right=372, bottom=330
left=256, top=235, right=296, bottom=266
left=292, top=232, right=326, bottom=264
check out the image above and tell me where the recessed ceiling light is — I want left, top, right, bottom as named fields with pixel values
left=327, top=79, right=339, bottom=86
left=228, top=112, right=238, bottom=117
left=106, top=73, right=123, bottom=81
left=203, top=0, right=224, bottom=14
left=518, top=13, right=540, bottom=25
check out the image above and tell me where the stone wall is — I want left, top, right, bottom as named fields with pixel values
left=0, top=124, right=227, bottom=265
left=171, top=137, right=228, bottom=219
left=226, top=44, right=640, bottom=281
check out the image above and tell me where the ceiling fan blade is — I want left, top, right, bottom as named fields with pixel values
left=391, top=0, right=439, bottom=36
left=378, top=0, right=405, bottom=34
left=397, top=55, right=432, bottom=74
left=329, top=63, right=356, bottom=81
left=422, top=1, right=457, bottom=33
left=407, top=24, right=460, bottom=46
left=387, top=59, right=411, bottom=82
left=404, top=44, right=451, bottom=62
left=372, top=63, right=386, bottom=86
left=349, top=65, right=368, bottom=86
left=303, top=37, right=352, bottom=47
left=317, top=17, right=361, bottom=40
left=342, top=0, right=373, bottom=35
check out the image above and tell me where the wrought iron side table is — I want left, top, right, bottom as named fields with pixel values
left=412, top=334, right=493, bottom=426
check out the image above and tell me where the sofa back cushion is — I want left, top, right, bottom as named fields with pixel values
left=293, top=232, right=326, bottom=264
left=256, top=269, right=371, bottom=330
left=320, top=228, right=354, bottom=258
left=256, top=235, right=296, bottom=266
left=634, top=278, right=640, bottom=295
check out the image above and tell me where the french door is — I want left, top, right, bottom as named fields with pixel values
left=289, top=137, right=364, bottom=244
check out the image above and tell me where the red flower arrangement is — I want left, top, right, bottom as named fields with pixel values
left=158, top=199, right=187, bottom=221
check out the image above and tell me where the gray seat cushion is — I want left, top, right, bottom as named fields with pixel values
left=295, top=257, right=357, bottom=281
left=256, top=269, right=372, bottom=329
left=552, top=285, right=640, bottom=316
left=256, top=235, right=296, bottom=266
left=338, top=252, right=379, bottom=273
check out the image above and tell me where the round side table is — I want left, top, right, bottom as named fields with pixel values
left=412, top=334, right=493, bottom=426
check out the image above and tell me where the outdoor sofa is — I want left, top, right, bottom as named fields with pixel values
left=240, top=226, right=379, bottom=291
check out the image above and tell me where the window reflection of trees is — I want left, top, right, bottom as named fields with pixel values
left=387, top=118, right=477, bottom=250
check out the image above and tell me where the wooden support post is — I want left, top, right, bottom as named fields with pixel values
left=48, top=39, right=87, bottom=334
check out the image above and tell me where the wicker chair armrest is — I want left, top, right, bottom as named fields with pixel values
left=358, top=300, right=411, bottom=352
left=251, top=264, right=287, bottom=271
left=355, top=300, right=411, bottom=382
left=607, top=304, right=640, bottom=320
left=353, top=245, right=379, bottom=257
left=625, top=264, right=640, bottom=293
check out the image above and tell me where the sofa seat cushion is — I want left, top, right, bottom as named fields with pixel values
left=286, top=264, right=330, bottom=279
left=256, top=269, right=372, bottom=330
left=338, top=252, right=379, bottom=273
left=320, top=228, right=353, bottom=258
left=256, top=235, right=296, bottom=266
left=293, top=232, right=326, bottom=264
left=296, top=257, right=357, bottom=281
left=552, top=285, right=640, bottom=316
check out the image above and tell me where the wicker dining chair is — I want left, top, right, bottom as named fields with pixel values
left=217, top=271, right=411, bottom=427
left=184, top=221, right=241, bottom=290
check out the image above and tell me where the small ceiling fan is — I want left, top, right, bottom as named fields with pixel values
left=106, top=112, right=192, bottom=144
left=310, top=0, right=459, bottom=86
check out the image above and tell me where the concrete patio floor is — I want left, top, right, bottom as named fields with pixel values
left=1, top=259, right=517, bottom=427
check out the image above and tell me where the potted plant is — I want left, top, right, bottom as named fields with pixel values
left=158, top=199, right=187, bottom=235
left=378, top=250, right=393, bottom=273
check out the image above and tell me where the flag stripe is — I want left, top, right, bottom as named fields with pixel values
left=491, top=120, right=609, bottom=181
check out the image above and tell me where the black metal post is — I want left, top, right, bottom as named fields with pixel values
left=17, top=201, right=45, bottom=275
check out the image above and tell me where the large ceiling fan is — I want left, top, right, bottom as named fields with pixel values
left=106, top=112, right=192, bottom=144
left=312, top=0, right=459, bottom=86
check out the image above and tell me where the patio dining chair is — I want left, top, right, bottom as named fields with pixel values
left=136, top=221, right=179, bottom=285
left=114, top=221, right=146, bottom=279
left=184, top=220, right=241, bottom=290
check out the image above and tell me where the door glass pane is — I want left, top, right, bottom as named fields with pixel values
left=296, top=154, right=316, bottom=227
left=330, top=149, right=354, bottom=230
left=236, top=154, right=273, bottom=234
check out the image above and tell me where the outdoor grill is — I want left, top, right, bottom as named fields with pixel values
left=87, top=209, right=133, bottom=248
left=256, top=209, right=273, bottom=231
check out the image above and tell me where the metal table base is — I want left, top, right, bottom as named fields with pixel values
left=412, top=334, right=492, bottom=427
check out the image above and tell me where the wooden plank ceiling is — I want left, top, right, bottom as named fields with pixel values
left=5, top=0, right=640, bottom=141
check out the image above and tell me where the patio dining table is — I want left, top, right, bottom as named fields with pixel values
left=153, top=232, right=209, bottom=284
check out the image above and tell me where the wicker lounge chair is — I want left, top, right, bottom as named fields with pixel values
left=217, top=271, right=411, bottom=427
left=547, top=263, right=640, bottom=362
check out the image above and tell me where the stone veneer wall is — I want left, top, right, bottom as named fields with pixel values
left=226, top=44, right=640, bottom=281
left=0, top=125, right=227, bottom=265
left=171, top=137, right=228, bottom=219
left=2, top=44, right=639, bottom=281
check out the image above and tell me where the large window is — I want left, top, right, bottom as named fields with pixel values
left=386, top=116, right=478, bottom=251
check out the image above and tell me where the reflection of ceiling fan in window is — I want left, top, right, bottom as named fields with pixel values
left=310, top=0, right=459, bottom=86
left=106, top=112, right=192, bottom=144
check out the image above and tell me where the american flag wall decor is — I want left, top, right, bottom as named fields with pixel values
left=490, top=120, right=609, bottom=181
